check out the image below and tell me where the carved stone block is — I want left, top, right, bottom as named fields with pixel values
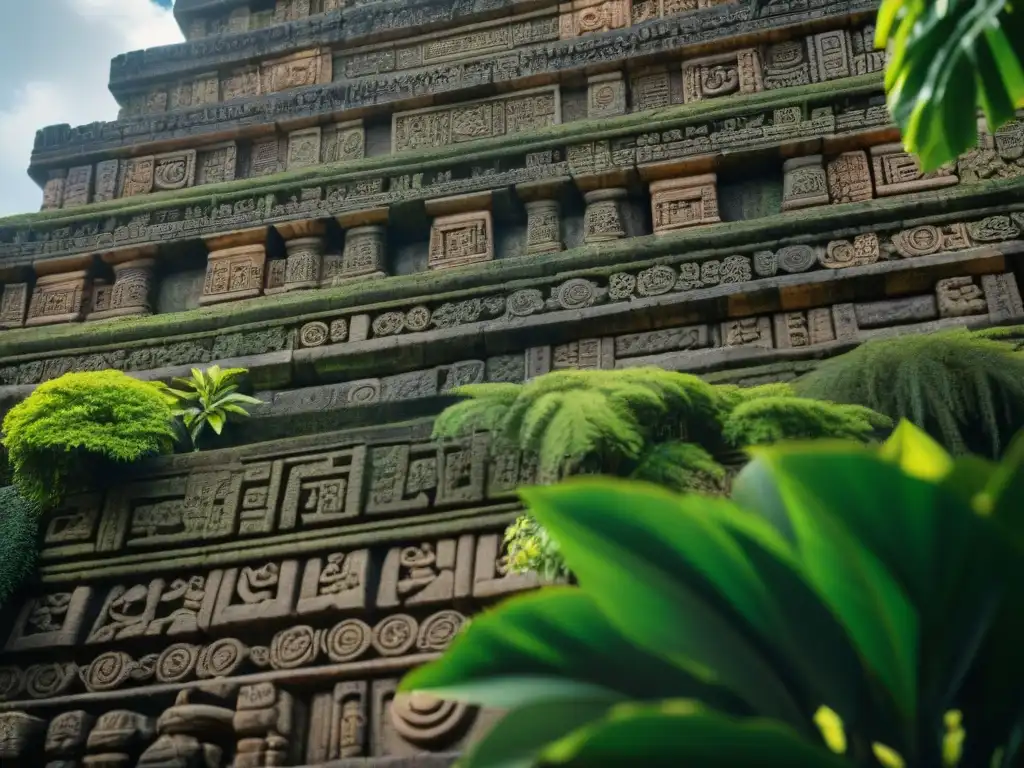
left=120, top=156, right=155, bottom=198
left=856, top=295, right=937, bottom=328
left=221, top=66, right=260, bottom=102
left=45, top=710, right=93, bottom=766
left=587, top=72, right=627, bottom=119
left=196, top=142, right=238, bottom=186
left=153, top=150, right=196, bottom=192
left=721, top=316, right=773, bottom=348
left=0, top=283, right=28, bottom=329
left=826, top=151, right=873, bottom=203
left=810, top=29, right=853, bottom=82
left=234, top=683, right=295, bottom=768
left=682, top=49, right=762, bottom=103
left=260, top=48, right=330, bottom=94
left=852, top=24, right=887, bottom=74
left=287, top=127, right=322, bottom=171
left=892, top=223, right=971, bottom=258
left=0, top=712, right=46, bottom=764
left=428, top=211, right=494, bottom=271
left=323, top=224, right=388, bottom=284
left=62, top=165, right=93, bottom=208
left=982, top=272, right=1024, bottom=322
left=650, top=174, right=720, bottom=234
left=372, top=678, right=478, bottom=756
left=583, top=188, right=627, bottom=243
left=297, top=550, right=370, bottom=616
left=26, top=271, right=90, bottom=327
left=308, top=682, right=368, bottom=761
left=377, top=537, right=474, bottom=609
left=249, top=136, right=284, bottom=177
left=936, top=276, right=987, bottom=318
left=87, top=572, right=220, bottom=643
left=393, top=87, right=559, bottom=154
left=40, top=171, right=66, bottom=211
left=93, top=159, right=120, bottom=203
left=524, top=200, right=563, bottom=254
left=85, top=710, right=155, bottom=765
left=762, top=40, right=812, bottom=89
left=201, top=239, right=267, bottom=306
left=5, top=587, right=93, bottom=651
left=832, top=303, right=859, bottom=340
left=322, top=120, right=366, bottom=163
left=280, top=237, right=324, bottom=292
left=559, top=0, right=630, bottom=38
left=820, top=233, right=880, bottom=269
left=630, top=66, right=672, bottom=112
left=870, top=143, right=958, bottom=196
left=212, top=561, right=300, bottom=627
left=88, top=258, right=154, bottom=321
left=782, top=155, right=828, bottom=210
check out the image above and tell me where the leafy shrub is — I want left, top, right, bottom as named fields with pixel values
left=163, top=366, right=262, bottom=450
left=402, top=422, right=1024, bottom=767
left=2, top=371, right=177, bottom=506
left=795, top=329, right=1024, bottom=457
left=0, top=486, right=40, bottom=606
left=437, top=369, right=890, bottom=578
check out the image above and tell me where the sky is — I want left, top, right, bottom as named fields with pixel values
left=0, top=0, right=182, bottom=217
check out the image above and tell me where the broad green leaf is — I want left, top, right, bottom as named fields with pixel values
left=743, top=445, right=919, bottom=728
left=520, top=480, right=808, bottom=729
left=400, top=588, right=742, bottom=711
left=541, top=700, right=849, bottom=767
left=207, top=411, right=225, bottom=435
left=879, top=420, right=953, bottom=483
left=458, top=699, right=616, bottom=768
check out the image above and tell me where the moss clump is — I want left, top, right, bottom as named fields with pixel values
left=0, top=486, right=39, bottom=606
left=3, top=370, right=177, bottom=506
left=794, top=329, right=1024, bottom=457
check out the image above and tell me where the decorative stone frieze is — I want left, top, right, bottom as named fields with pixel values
left=782, top=155, right=829, bottom=211
left=870, top=142, right=959, bottom=196
left=200, top=228, right=268, bottom=306
left=649, top=174, right=720, bottom=234
left=25, top=269, right=91, bottom=327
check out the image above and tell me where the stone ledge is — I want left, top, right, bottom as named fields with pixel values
left=0, top=184, right=1018, bottom=363
left=30, top=0, right=877, bottom=170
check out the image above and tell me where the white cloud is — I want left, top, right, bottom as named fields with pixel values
left=0, top=0, right=181, bottom=218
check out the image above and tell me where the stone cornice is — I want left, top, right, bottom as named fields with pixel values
left=30, top=0, right=877, bottom=176
left=112, top=0, right=548, bottom=95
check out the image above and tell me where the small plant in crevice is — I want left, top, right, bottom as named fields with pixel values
left=2, top=370, right=178, bottom=507
left=163, top=366, right=263, bottom=451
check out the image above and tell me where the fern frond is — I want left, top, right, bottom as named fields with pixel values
left=536, top=390, right=645, bottom=476
left=795, top=329, right=1024, bottom=456
left=520, top=392, right=567, bottom=453
left=431, top=398, right=510, bottom=439
left=722, top=396, right=890, bottom=448
left=631, top=440, right=726, bottom=494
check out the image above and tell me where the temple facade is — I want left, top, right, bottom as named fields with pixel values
left=1, top=0, right=1024, bottom=764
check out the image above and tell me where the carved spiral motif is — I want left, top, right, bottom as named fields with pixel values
left=578, top=7, right=603, bottom=30
left=405, top=306, right=432, bottom=332
left=329, top=318, right=349, bottom=343
left=372, top=614, right=418, bottom=657
left=271, top=625, right=319, bottom=670
left=607, top=273, right=636, bottom=301
left=300, top=321, right=329, bottom=348
left=0, top=667, right=24, bottom=701
left=417, top=610, right=467, bottom=652
left=372, top=311, right=406, bottom=337
left=347, top=380, right=381, bottom=405
left=506, top=289, right=545, bottom=317
left=636, top=265, right=677, bottom=296
left=196, top=638, right=246, bottom=679
left=456, top=299, right=484, bottom=324
left=84, top=651, right=133, bottom=692
left=894, top=225, right=941, bottom=257
left=776, top=245, right=817, bottom=274
left=25, top=662, right=76, bottom=699
left=968, top=215, right=1020, bottom=242
left=553, top=279, right=600, bottom=310
left=156, top=644, right=199, bottom=683
left=391, top=692, right=475, bottom=747
left=323, top=618, right=373, bottom=662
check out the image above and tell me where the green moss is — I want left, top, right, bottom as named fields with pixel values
left=7, top=73, right=885, bottom=229
left=0, top=486, right=40, bottom=606
left=3, top=370, right=178, bottom=506
left=794, top=329, right=1024, bottom=457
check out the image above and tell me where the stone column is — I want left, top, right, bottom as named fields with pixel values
left=582, top=188, right=628, bottom=244
left=89, top=246, right=157, bottom=320
left=0, top=281, right=29, bottom=330
left=25, top=255, right=93, bottom=327
left=199, top=227, right=267, bottom=306
left=517, top=180, right=565, bottom=255
left=269, top=220, right=325, bottom=294
left=322, top=207, right=389, bottom=286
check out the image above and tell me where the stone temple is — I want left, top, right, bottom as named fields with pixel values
left=0, top=0, right=1023, bottom=764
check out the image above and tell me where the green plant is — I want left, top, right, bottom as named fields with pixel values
left=436, top=369, right=889, bottom=577
left=0, top=486, right=40, bottom=606
left=401, top=421, right=1024, bottom=767
left=795, top=329, right=1024, bottom=457
left=163, top=366, right=262, bottom=451
left=2, top=370, right=177, bottom=506
left=876, top=0, right=1024, bottom=171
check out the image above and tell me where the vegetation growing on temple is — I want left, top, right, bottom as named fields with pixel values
left=0, top=486, right=40, bottom=606
left=2, top=370, right=178, bottom=506
left=402, top=422, right=1024, bottom=767
left=163, top=365, right=263, bottom=451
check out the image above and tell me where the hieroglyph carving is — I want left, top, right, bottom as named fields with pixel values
left=559, top=0, right=631, bottom=38
left=260, top=49, right=331, bottom=94
left=682, top=49, right=763, bottom=103
left=650, top=174, right=720, bottom=234
left=428, top=211, right=494, bottom=270
left=870, top=143, right=958, bottom=196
